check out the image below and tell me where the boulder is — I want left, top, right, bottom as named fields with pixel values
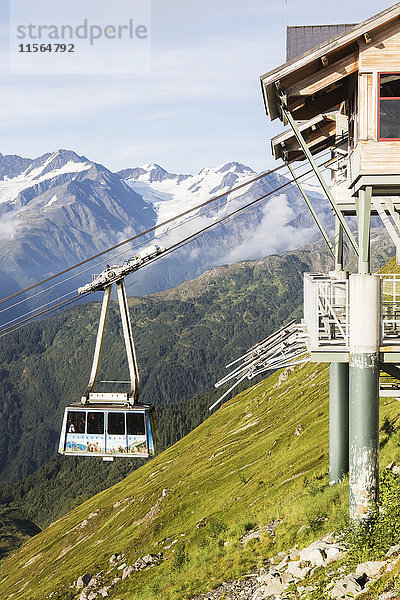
left=386, top=544, right=400, bottom=558
left=275, top=555, right=290, bottom=571
left=286, top=560, right=313, bottom=579
left=77, top=573, right=92, bottom=589
left=142, top=553, right=161, bottom=565
left=79, top=590, right=98, bottom=600
left=255, top=573, right=290, bottom=596
left=325, top=544, right=347, bottom=564
left=330, top=573, right=367, bottom=599
left=122, top=565, right=135, bottom=580
left=299, top=540, right=346, bottom=567
left=355, top=560, right=386, bottom=578
left=299, top=542, right=327, bottom=567
left=133, top=558, right=146, bottom=571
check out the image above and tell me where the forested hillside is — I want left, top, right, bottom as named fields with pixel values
left=0, top=240, right=393, bottom=561
left=0, top=247, right=333, bottom=484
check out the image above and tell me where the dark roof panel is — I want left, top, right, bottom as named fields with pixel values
left=286, top=25, right=357, bottom=61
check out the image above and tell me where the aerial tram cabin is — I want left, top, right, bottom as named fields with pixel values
left=58, top=271, right=158, bottom=460
left=59, top=402, right=156, bottom=458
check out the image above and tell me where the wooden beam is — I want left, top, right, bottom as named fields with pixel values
left=291, top=84, right=349, bottom=121
left=286, top=52, right=358, bottom=97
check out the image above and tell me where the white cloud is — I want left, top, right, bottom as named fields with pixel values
left=219, top=194, right=316, bottom=263
left=0, top=212, right=25, bottom=240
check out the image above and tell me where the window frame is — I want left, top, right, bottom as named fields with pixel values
left=378, top=72, right=400, bottom=141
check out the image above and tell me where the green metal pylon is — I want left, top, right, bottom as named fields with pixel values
left=349, top=187, right=380, bottom=519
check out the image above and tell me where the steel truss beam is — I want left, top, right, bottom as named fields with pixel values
left=286, top=162, right=335, bottom=257
left=277, top=93, right=359, bottom=256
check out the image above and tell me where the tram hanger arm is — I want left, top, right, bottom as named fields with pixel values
left=82, top=277, right=140, bottom=404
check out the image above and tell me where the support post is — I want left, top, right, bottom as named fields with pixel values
left=84, top=285, right=112, bottom=401
left=357, top=187, right=372, bottom=275
left=116, top=278, right=141, bottom=402
left=286, top=162, right=335, bottom=258
left=329, top=362, right=349, bottom=484
left=349, top=273, right=380, bottom=519
left=334, top=217, right=344, bottom=271
left=278, top=95, right=359, bottom=256
left=329, top=265, right=349, bottom=484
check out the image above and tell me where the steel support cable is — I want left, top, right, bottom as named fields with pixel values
left=0, top=160, right=311, bottom=317
left=0, top=293, right=88, bottom=336
left=0, top=289, right=77, bottom=330
left=0, top=159, right=330, bottom=336
left=0, top=163, right=290, bottom=307
left=0, top=294, right=86, bottom=339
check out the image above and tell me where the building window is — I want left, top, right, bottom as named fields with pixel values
left=379, top=73, right=400, bottom=139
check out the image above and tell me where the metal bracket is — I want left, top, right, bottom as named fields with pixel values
left=277, top=93, right=359, bottom=256
left=82, top=277, right=140, bottom=404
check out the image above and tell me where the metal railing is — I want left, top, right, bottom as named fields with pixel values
left=304, top=273, right=400, bottom=350
left=303, top=273, right=349, bottom=350
left=381, top=274, right=400, bottom=343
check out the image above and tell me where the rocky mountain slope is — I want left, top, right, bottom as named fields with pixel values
left=0, top=150, right=331, bottom=305
left=1, top=358, right=399, bottom=600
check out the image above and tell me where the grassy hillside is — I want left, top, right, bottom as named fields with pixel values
left=1, top=359, right=399, bottom=600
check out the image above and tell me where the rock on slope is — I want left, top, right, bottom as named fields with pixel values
left=1, top=359, right=400, bottom=600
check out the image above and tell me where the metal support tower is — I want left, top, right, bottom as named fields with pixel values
left=329, top=218, right=349, bottom=484
left=82, top=278, right=140, bottom=405
left=329, top=362, right=349, bottom=484
left=349, top=189, right=380, bottom=518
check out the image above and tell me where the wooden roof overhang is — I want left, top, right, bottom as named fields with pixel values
left=261, top=3, right=400, bottom=124
left=271, top=114, right=337, bottom=162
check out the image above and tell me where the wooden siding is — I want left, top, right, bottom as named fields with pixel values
left=359, top=21, right=400, bottom=72
left=350, top=140, right=400, bottom=183
left=358, top=72, right=377, bottom=141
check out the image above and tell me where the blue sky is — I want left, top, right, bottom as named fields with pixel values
left=0, top=0, right=396, bottom=174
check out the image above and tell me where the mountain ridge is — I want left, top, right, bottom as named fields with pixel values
left=0, top=149, right=331, bottom=302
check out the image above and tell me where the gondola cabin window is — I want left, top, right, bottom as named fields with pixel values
left=378, top=73, right=400, bottom=140
left=67, top=411, right=85, bottom=433
left=127, top=412, right=145, bottom=436
left=108, top=412, right=125, bottom=435
left=87, top=412, right=104, bottom=434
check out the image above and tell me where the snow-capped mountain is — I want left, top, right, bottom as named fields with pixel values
left=0, top=149, right=332, bottom=316
left=118, top=160, right=331, bottom=267
left=0, top=150, right=156, bottom=301
left=120, top=162, right=259, bottom=230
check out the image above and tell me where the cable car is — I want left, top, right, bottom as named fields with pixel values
left=58, top=403, right=157, bottom=458
left=58, top=277, right=158, bottom=460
